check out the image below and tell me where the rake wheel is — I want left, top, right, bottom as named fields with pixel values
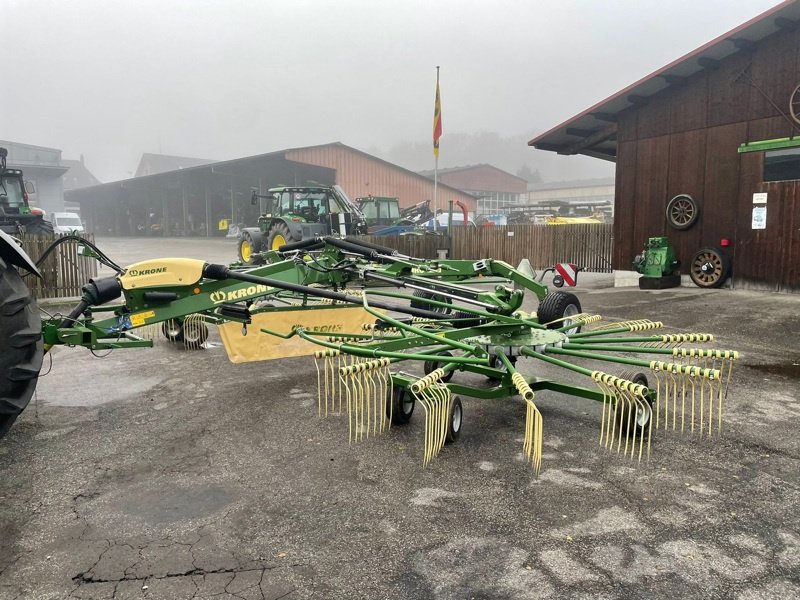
left=487, top=354, right=516, bottom=384
left=617, top=371, right=653, bottom=439
left=445, top=396, right=463, bottom=443
left=0, top=259, right=43, bottom=439
left=424, top=351, right=454, bottom=383
left=161, top=319, right=184, bottom=343
left=388, top=386, right=414, bottom=425
left=182, top=320, right=209, bottom=347
left=537, top=291, right=582, bottom=334
left=411, top=289, right=452, bottom=314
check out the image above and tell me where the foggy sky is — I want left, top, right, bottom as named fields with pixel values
left=2, top=0, right=785, bottom=182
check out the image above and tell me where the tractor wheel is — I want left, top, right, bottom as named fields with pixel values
left=487, top=354, right=516, bottom=384
left=410, top=290, right=452, bottom=314
left=666, top=194, right=699, bottom=230
left=24, top=218, right=54, bottom=236
left=424, top=351, right=454, bottom=383
left=181, top=320, right=209, bottom=347
left=387, top=385, right=414, bottom=425
left=238, top=230, right=264, bottom=265
left=267, top=222, right=294, bottom=252
left=0, top=259, right=44, bottom=439
left=537, top=291, right=582, bottom=334
left=689, top=247, right=731, bottom=288
left=445, top=396, right=463, bottom=443
left=617, top=371, right=653, bottom=439
left=161, top=319, right=184, bottom=343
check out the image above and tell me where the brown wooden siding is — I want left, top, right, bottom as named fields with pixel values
left=613, top=23, right=800, bottom=291
left=286, top=147, right=477, bottom=214
left=359, top=224, right=613, bottom=272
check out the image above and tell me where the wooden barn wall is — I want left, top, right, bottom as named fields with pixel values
left=612, top=24, right=800, bottom=290
left=286, top=147, right=477, bottom=214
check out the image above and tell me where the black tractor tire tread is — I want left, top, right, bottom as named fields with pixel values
left=410, top=289, right=452, bottom=314
left=537, top=291, right=582, bottom=330
left=24, top=219, right=54, bottom=236
left=267, top=222, right=295, bottom=251
left=0, top=258, right=44, bottom=438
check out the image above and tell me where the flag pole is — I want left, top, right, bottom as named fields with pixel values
left=433, top=66, right=441, bottom=232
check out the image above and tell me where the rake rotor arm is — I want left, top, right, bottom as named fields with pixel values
left=202, top=263, right=451, bottom=321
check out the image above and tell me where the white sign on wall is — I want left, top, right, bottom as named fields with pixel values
left=752, top=192, right=768, bottom=204
left=752, top=205, right=767, bottom=229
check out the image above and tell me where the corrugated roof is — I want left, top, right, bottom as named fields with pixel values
left=528, top=0, right=800, bottom=161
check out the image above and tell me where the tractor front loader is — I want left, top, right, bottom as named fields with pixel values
left=0, top=231, right=739, bottom=474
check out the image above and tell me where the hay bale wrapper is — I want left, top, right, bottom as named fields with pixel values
left=0, top=231, right=737, bottom=472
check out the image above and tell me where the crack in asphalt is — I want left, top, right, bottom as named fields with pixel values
left=72, top=563, right=307, bottom=586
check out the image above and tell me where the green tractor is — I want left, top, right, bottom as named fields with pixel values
left=0, top=147, right=53, bottom=236
left=237, top=185, right=368, bottom=264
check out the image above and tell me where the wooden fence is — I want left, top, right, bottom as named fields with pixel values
left=359, top=223, right=613, bottom=272
left=18, top=234, right=99, bottom=300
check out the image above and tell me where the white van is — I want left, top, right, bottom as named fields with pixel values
left=52, top=212, right=85, bottom=234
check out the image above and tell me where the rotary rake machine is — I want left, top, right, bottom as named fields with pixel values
left=0, top=232, right=738, bottom=473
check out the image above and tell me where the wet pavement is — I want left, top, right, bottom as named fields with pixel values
left=1, top=236, right=799, bottom=599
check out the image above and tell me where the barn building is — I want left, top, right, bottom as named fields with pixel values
left=67, top=143, right=474, bottom=237
left=418, top=164, right=529, bottom=217
left=529, top=0, right=800, bottom=292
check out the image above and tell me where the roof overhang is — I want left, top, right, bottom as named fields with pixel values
left=528, top=0, right=800, bottom=162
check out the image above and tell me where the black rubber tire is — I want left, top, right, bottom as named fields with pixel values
left=689, top=247, right=731, bottom=288
left=266, top=222, right=294, bottom=252
left=666, top=194, right=699, bottom=230
left=616, top=371, right=653, bottom=439
left=181, top=320, right=209, bottom=347
left=445, top=396, right=463, bottom=444
left=487, top=354, right=516, bottom=384
left=410, top=290, right=452, bottom=314
left=537, top=291, right=582, bottom=333
left=423, top=351, right=454, bottom=383
left=161, top=319, right=184, bottom=343
left=238, top=230, right=264, bottom=265
left=23, top=218, right=54, bottom=236
left=449, top=309, right=486, bottom=329
left=0, top=259, right=44, bottom=439
left=388, top=385, right=414, bottom=425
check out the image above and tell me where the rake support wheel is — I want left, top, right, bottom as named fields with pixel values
left=388, top=386, right=415, bottom=425
left=617, top=371, right=653, bottom=439
left=689, top=247, right=731, bottom=288
left=537, top=291, right=582, bottom=333
left=445, top=396, right=463, bottom=443
left=0, top=259, right=44, bottom=438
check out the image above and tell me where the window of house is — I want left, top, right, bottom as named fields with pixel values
left=764, top=147, right=800, bottom=182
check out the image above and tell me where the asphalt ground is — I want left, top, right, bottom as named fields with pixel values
left=1, top=237, right=799, bottom=599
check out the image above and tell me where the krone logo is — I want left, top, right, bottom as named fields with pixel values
left=127, top=267, right=167, bottom=277
left=210, top=290, right=227, bottom=304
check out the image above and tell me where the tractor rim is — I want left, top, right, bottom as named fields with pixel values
left=240, top=240, right=252, bottom=262
left=402, top=394, right=414, bottom=415
left=271, top=234, right=287, bottom=250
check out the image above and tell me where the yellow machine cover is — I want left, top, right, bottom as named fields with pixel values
left=218, top=305, right=382, bottom=363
